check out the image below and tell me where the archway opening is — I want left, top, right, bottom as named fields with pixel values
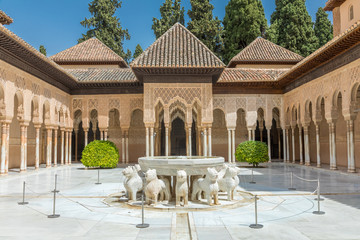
left=171, top=117, right=186, bottom=156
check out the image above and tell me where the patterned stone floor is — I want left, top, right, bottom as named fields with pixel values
left=0, top=162, right=360, bottom=239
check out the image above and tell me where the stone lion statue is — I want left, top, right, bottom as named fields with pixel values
left=144, top=169, right=170, bottom=205
left=122, top=166, right=143, bottom=202
left=218, top=166, right=240, bottom=201
left=175, top=170, right=188, bottom=207
left=191, top=167, right=220, bottom=205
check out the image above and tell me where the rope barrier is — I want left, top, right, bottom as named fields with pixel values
left=292, top=173, right=318, bottom=182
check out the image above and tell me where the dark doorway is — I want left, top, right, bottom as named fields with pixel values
left=171, top=118, right=186, bottom=156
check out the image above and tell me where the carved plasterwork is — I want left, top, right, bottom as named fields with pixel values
left=73, top=99, right=82, bottom=111
left=109, top=99, right=120, bottom=110
left=88, top=99, right=98, bottom=110
left=154, top=87, right=201, bottom=105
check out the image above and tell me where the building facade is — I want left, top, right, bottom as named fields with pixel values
left=0, top=0, right=359, bottom=175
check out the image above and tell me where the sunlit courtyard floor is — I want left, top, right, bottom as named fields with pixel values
left=1, top=162, right=360, bottom=240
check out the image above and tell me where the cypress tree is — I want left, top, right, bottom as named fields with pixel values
left=152, top=0, right=185, bottom=39
left=78, top=0, right=131, bottom=62
left=133, top=44, right=143, bottom=60
left=223, top=0, right=267, bottom=64
left=39, top=45, right=47, bottom=56
left=314, top=7, right=333, bottom=48
left=267, top=0, right=318, bottom=57
left=187, top=0, right=224, bottom=59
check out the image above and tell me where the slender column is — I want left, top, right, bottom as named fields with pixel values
left=100, top=131, right=104, bottom=141
left=282, top=129, right=286, bottom=162
left=260, top=128, right=263, bottom=142
left=203, top=128, right=207, bottom=157
left=35, top=126, right=41, bottom=169
left=125, top=131, right=129, bottom=163
left=150, top=127, right=154, bottom=157
left=84, top=128, right=88, bottom=146
left=291, top=128, right=295, bottom=163
left=315, top=124, right=321, bottom=168
left=0, top=123, right=8, bottom=174
left=53, top=128, right=58, bottom=166
left=104, top=130, right=108, bottom=141
left=267, top=128, right=271, bottom=162
left=304, top=126, right=310, bottom=166
left=248, top=129, right=252, bottom=141
left=74, top=130, right=78, bottom=162
left=208, top=127, right=212, bottom=157
left=20, top=125, right=27, bottom=172
left=228, top=129, right=231, bottom=163
left=232, top=129, right=236, bottom=163
left=169, top=128, right=172, bottom=156
left=299, top=126, right=303, bottom=164
left=93, top=127, right=96, bottom=140
left=252, top=130, right=255, bottom=141
left=65, top=131, right=69, bottom=164
left=278, top=128, right=281, bottom=160
left=286, top=128, right=290, bottom=162
left=68, top=130, right=72, bottom=165
left=145, top=127, right=149, bottom=157
left=165, top=126, right=169, bottom=156
left=189, top=127, right=192, bottom=156
left=329, top=125, right=333, bottom=169
left=197, top=127, right=201, bottom=156
left=329, top=122, right=337, bottom=170
left=46, top=128, right=53, bottom=168
left=60, top=129, right=64, bottom=165
left=5, top=124, right=9, bottom=173
left=347, top=120, right=355, bottom=172
left=121, top=132, right=125, bottom=163
left=186, top=126, right=189, bottom=156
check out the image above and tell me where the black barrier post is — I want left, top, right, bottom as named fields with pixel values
left=18, top=181, right=29, bottom=205
left=95, top=169, right=102, bottom=185
left=136, top=191, right=149, bottom=228
left=48, top=174, right=60, bottom=218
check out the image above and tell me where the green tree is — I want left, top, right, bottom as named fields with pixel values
left=223, top=0, right=267, bottom=64
left=78, top=0, right=131, bottom=62
left=152, top=0, right=185, bottom=39
left=187, top=0, right=224, bottom=58
left=267, top=0, right=318, bottom=57
left=314, top=7, right=333, bottom=48
left=133, top=44, right=143, bottom=60
left=39, top=45, right=47, bottom=56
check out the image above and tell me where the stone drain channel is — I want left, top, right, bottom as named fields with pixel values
left=171, top=212, right=198, bottom=240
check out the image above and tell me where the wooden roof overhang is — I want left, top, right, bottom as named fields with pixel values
left=324, top=0, right=346, bottom=11
left=71, top=81, right=143, bottom=95
left=279, top=21, right=360, bottom=92
left=0, top=26, right=78, bottom=93
left=55, top=60, right=128, bottom=68
left=131, top=66, right=225, bottom=83
left=0, top=11, right=13, bottom=25
left=227, top=60, right=300, bottom=68
left=213, top=81, right=282, bottom=94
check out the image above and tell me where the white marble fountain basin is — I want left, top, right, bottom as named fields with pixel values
left=138, top=156, right=225, bottom=176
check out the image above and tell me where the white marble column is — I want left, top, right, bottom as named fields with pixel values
left=267, top=128, right=271, bottom=162
left=104, top=130, right=108, bottom=141
left=329, top=122, right=337, bottom=170
left=68, top=130, right=72, bottom=165
left=232, top=129, right=236, bottom=163
left=150, top=127, right=154, bottom=157
left=165, top=126, right=169, bottom=156
left=347, top=120, right=355, bottom=172
left=208, top=127, right=212, bottom=157
left=299, top=126, right=303, bottom=165
left=74, top=129, right=78, bottom=163
left=228, top=129, right=231, bottom=163
left=286, top=129, right=290, bottom=162
left=283, top=129, right=286, bottom=162
left=0, top=123, right=8, bottom=174
left=248, top=129, right=252, bottom=141
left=60, top=129, right=64, bottom=165
left=145, top=127, right=149, bottom=157
left=121, top=132, right=125, bottom=163
left=278, top=128, right=281, bottom=160
left=203, top=128, right=207, bottom=157
left=35, top=126, right=41, bottom=169
left=252, top=130, right=255, bottom=141
left=53, top=128, right=58, bottom=166
left=304, top=126, right=310, bottom=166
left=125, top=131, right=129, bottom=163
left=46, top=128, right=52, bottom=168
left=65, top=131, right=69, bottom=164
left=84, top=128, right=88, bottom=146
left=100, top=130, right=104, bottom=141
left=20, top=125, right=27, bottom=172
left=188, top=127, right=192, bottom=157
left=291, top=128, right=295, bottom=163
left=315, top=124, right=321, bottom=168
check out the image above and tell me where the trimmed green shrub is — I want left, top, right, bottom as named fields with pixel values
left=235, top=141, right=269, bottom=167
left=81, top=140, right=119, bottom=168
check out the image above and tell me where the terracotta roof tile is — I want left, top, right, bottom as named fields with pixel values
left=131, top=23, right=225, bottom=68
left=0, top=10, right=13, bottom=25
left=66, top=68, right=138, bottom=83
left=51, top=38, right=128, bottom=67
left=218, top=68, right=288, bottom=83
left=228, top=37, right=304, bottom=67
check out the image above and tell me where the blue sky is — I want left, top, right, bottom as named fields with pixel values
left=0, top=0, right=332, bottom=57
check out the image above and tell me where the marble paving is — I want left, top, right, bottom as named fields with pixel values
left=1, top=163, right=360, bottom=240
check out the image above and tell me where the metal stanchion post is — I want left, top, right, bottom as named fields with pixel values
left=18, top=181, right=29, bottom=205
left=313, top=179, right=325, bottom=215
left=136, top=191, right=149, bottom=228
left=288, top=172, right=296, bottom=190
left=48, top=174, right=60, bottom=218
left=249, top=168, right=256, bottom=184
left=95, top=169, right=102, bottom=185
left=314, top=179, right=324, bottom=201
left=249, top=195, right=263, bottom=229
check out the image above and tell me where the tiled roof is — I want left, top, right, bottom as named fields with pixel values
left=218, top=68, right=288, bottom=83
left=66, top=68, right=138, bottom=83
left=51, top=38, right=128, bottom=67
left=131, top=23, right=225, bottom=68
left=0, top=10, right=13, bottom=25
left=228, top=37, right=304, bottom=67
left=324, top=0, right=346, bottom=11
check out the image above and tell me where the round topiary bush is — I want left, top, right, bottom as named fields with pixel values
left=235, top=141, right=269, bottom=167
left=81, top=140, right=119, bottom=168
